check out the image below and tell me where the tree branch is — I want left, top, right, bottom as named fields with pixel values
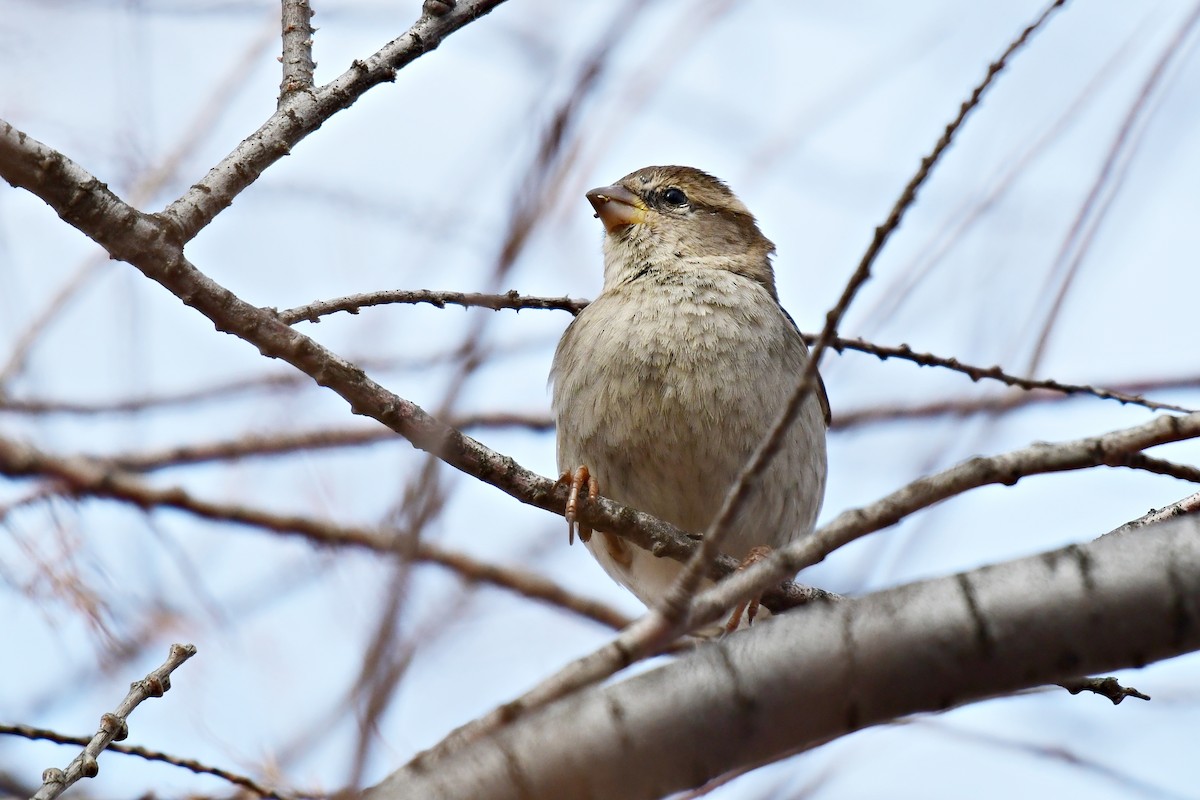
left=31, top=643, right=197, bottom=800
left=2, top=723, right=304, bottom=800
left=687, top=410, right=1200, bottom=632
left=278, top=289, right=588, bottom=323
left=0, top=434, right=631, bottom=631
left=159, top=0, right=511, bottom=241
left=279, top=0, right=316, bottom=100
left=4, top=114, right=1197, bottom=639
left=834, top=374, right=1200, bottom=427
left=409, top=409, right=1200, bottom=766
left=273, top=288, right=1192, bottom=417
left=0, top=121, right=840, bottom=618
left=827, top=336, right=1192, bottom=415
left=369, top=513, right=1200, bottom=800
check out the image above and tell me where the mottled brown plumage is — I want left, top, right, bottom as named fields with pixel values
left=551, top=166, right=828, bottom=610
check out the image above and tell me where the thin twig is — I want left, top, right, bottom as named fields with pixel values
left=1057, top=676, right=1151, bottom=704
left=276, top=287, right=1192, bottom=416
left=0, top=348, right=509, bottom=416
left=2, top=723, right=307, bottom=800
left=915, top=718, right=1177, bottom=798
left=1120, top=453, right=1200, bottom=484
left=856, top=10, right=1163, bottom=343
left=829, top=337, right=1194, bottom=415
left=161, top=0, right=512, bottom=241
left=835, top=375, right=1200, bottom=428
left=31, top=643, right=197, bottom=800
left=278, top=289, right=587, bottom=323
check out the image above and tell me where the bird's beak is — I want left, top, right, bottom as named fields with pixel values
left=586, top=184, right=645, bottom=233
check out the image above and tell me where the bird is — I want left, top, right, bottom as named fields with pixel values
left=550, top=165, right=828, bottom=625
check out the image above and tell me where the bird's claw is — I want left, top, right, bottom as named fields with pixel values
left=724, top=545, right=774, bottom=633
left=559, top=466, right=598, bottom=544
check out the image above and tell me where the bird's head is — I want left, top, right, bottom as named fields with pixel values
left=586, top=165, right=778, bottom=298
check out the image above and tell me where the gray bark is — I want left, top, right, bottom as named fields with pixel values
left=369, top=514, right=1200, bottom=800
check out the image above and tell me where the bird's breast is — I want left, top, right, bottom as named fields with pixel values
left=552, top=272, right=821, bottom=543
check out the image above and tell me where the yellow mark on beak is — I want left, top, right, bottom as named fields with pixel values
left=586, top=184, right=646, bottom=232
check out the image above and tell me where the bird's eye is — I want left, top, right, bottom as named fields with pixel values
left=662, top=187, right=688, bottom=207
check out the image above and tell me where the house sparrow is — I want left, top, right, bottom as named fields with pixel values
left=551, top=165, right=828, bottom=617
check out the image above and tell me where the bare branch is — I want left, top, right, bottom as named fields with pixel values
left=373, top=515, right=1200, bottom=799
left=1120, top=453, right=1200, bottom=484
left=0, top=253, right=109, bottom=387
left=827, top=337, right=1194, bottom=415
left=280, top=0, right=316, bottom=99
left=278, top=289, right=588, bottom=324
left=0, top=350, right=495, bottom=416
left=2, top=723, right=305, bottom=800
left=1105, top=490, right=1200, bottom=538
left=277, top=288, right=1193, bottom=416
left=0, top=434, right=630, bottom=630
left=31, top=643, right=197, bottom=800
left=855, top=18, right=1145, bottom=334
left=160, top=0, right=512, bottom=241
left=687, top=410, right=1200, bottom=632
left=409, top=409, right=1200, bottom=767
left=1, top=119, right=570, bottom=506
left=835, top=374, right=1200, bottom=428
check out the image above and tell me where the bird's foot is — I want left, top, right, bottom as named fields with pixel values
left=724, top=545, right=774, bottom=633
left=558, top=465, right=598, bottom=544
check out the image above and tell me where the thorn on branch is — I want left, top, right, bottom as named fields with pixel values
left=1058, top=675, right=1151, bottom=704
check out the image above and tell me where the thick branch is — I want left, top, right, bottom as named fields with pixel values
left=369, top=514, right=1200, bottom=800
